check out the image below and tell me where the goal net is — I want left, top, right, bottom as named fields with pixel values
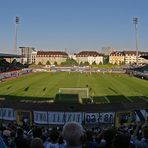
left=59, top=87, right=89, bottom=99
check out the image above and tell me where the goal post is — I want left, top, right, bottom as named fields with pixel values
left=59, top=87, right=89, bottom=98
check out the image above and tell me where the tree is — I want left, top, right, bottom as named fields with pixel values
left=68, top=58, right=78, bottom=66
left=99, top=61, right=103, bottom=65
left=38, top=62, right=42, bottom=65
left=103, top=55, right=109, bottom=64
left=79, top=61, right=84, bottom=66
left=46, top=60, right=51, bottom=65
left=83, top=61, right=89, bottom=66
left=92, top=61, right=97, bottom=66
left=61, top=58, right=78, bottom=66
left=54, top=61, right=58, bottom=66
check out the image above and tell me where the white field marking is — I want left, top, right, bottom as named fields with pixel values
left=124, top=96, right=133, bottom=102
left=104, top=96, right=110, bottom=103
left=138, top=96, right=148, bottom=101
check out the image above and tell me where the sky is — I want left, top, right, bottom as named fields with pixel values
left=0, top=0, right=148, bottom=53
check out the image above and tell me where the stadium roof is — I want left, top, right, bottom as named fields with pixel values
left=0, top=53, right=21, bottom=58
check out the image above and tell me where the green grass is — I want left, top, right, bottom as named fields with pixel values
left=0, top=72, right=148, bottom=103
left=95, top=64, right=121, bottom=68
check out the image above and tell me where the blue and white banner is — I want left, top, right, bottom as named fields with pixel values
left=34, top=111, right=48, bottom=124
left=64, top=112, right=82, bottom=123
left=0, top=108, right=16, bottom=121
left=2, top=108, right=148, bottom=124
left=135, top=109, right=148, bottom=122
left=48, top=112, right=82, bottom=124
left=34, top=111, right=82, bottom=124
left=48, top=112, right=65, bottom=124
left=85, top=112, right=115, bottom=124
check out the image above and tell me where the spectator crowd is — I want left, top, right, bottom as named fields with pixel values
left=0, top=121, right=148, bottom=148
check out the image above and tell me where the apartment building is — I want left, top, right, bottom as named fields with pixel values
left=109, top=50, right=148, bottom=65
left=35, top=51, right=68, bottom=65
left=109, top=51, right=125, bottom=65
left=124, top=51, right=148, bottom=64
left=20, top=47, right=36, bottom=64
left=76, top=51, right=103, bottom=65
left=31, top=51, right=37, bottom=64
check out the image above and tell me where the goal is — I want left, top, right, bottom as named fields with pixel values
left=59, top=87, right=89, bottom=99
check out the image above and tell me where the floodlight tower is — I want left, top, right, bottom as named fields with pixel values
left=14, top=16, right=19, bottom=54
left=133, top=17, right=139, bottom=65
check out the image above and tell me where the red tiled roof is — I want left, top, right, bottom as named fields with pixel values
left=110, top=51, right=124, bottom=56
left=110, top=50, right=148, bottom=56
left=76, top=51, right=101, bottom=57
left=123, top=51, right=137, bottom=54
left=37, top=51, right=68, bottom=56
left=123, top=51, right=148, bottom=56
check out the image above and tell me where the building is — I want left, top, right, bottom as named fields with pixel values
left=124, top=51, right=148, bottom=64
left=124, top=51, right=137, bottom=64
left=109, top=50, right=148, bottom=65
left=31, top=51, right=37, bottom=64
left=109, top=51, right=125, bottom=65
left=35, top=51, right=68, bottom=65
left=139, top=51, right=148, bottom=64
left=76, top=51, right=103, bottom=65
left=19, top=47, right=36, bottom=64
left=69, top=53, right=77, bottom=61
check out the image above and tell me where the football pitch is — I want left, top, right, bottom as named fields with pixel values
left=0, top=72, right=148, bottom=104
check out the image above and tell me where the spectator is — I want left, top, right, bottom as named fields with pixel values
left=111, top=133, right=131, bottom=148
left=0, top=136, right=7, bottom=148
left=85, top=130, right=99, bottom=148
left=136, top=125, right=148, bottom=148
left=30, top=137, right=43, bottom=148
left=46, top=129, right=59, bottom=148
left=102, top=128, right=116, bottom=148
left=2, top=129, right=11, bottom=147
left=15, top=128, right=30, bottom=148
left=58, top=134, right=66, bottom=148
left=32, top=127, right=42, bottom=138
left=62, top=122, right=84, bottom=147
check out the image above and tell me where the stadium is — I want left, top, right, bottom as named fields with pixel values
left=1, top=1, right=148, bottom=147
left=0, top=64, right=148, bottom=126
left=1, top=52, right=148, bottom=148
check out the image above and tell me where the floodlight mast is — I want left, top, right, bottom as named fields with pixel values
left=133, top=17, right=138, bottom=65
left=14, top=16, right=19, bottom=54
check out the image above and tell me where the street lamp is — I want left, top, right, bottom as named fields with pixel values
left=14, top=16, right=20, bottom=54
left=133, top=17, right=138, bottom=65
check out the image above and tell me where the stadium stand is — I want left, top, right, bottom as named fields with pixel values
left=0, top=120, right=148, bottom=148
left=126, top=64, right=148, bottom=80
left=0, top=58, right=28, bottom=73
left=0, top=53, right=28, bottom=73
